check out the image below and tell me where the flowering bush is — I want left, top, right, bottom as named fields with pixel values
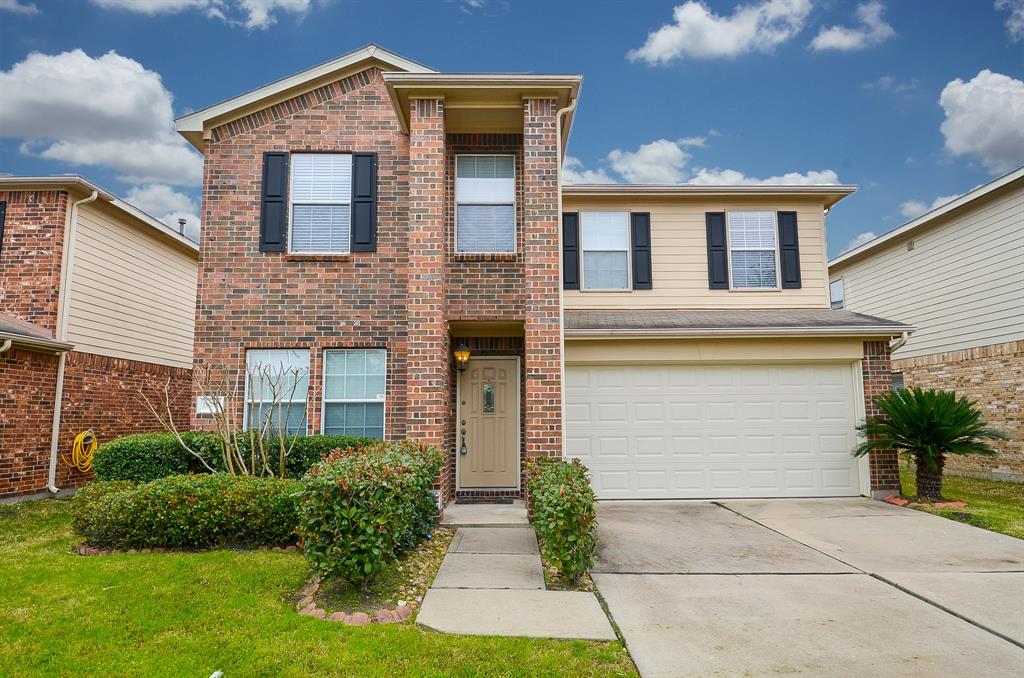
left=525, top=456, right=597, bottom=583
left=297, top=441, right=443, bottom=587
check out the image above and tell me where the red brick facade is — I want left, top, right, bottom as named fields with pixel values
left=862, top=340, right=900, bottom=495
left=195, top=69, right=565, bottom=505
left=894, top=340, right=1023, bottom=480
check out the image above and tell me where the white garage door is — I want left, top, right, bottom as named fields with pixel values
left=565, top=363, right=863, bottom=499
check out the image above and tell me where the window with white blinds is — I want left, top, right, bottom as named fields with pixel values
left=244, top=348, right=310, bottom=436
left=455, top=154, right=515, bottom=253
left=727, top=211, right=778, bottom=289
left=322, top=349, right=386, bottom=439
left=581, top=211, right=630, bottom=290
left=290, top=153, right=352, bottom=253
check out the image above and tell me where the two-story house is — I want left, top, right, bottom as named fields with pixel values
left=830, top=167, right=1023, bottom=482
left=0, top=176, right=197, bottom=499
left=176, top=45, right=910, bottom=506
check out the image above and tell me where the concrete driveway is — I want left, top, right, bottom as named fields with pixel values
left=592, top=499, right=1024, bottom=678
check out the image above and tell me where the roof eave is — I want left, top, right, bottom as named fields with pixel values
left=564, top=325, right=914, bottom=339
left=0, top=331, right=72, bottom=353
left=562, top=184, right=857, bottom=208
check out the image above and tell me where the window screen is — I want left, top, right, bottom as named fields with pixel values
left=581, top=211, right=630, bottom=290
left=290, top=153, right=352, bottom=253
left=245, top=348, right=309, bottom=436
left=323, top=349, right=386, bottom=439
left=455, top=154, right=515, bottom=252
left=728, top=211, right=778, bottom=288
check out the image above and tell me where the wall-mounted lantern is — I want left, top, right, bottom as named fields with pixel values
left=454, top=342, right=471, bottom=373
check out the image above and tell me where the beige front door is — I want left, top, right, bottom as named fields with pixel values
left=459, top=358, right=519, bottom=488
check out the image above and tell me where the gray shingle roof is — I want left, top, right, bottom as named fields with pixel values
left=0, top=313, right=71, bottom=351
left=565, top=309, right=912, bottom=336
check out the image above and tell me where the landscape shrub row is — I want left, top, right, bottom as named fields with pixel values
left=297, top=440, right=444, bottom=586
left=93, top=432, right=372, bottom=482
left=72, top=474, right=300, bottom=549
left=525, top=456, right=598, bottom=583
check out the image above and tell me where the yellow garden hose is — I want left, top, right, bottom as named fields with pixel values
left=62, top=429, right=98, bottom=473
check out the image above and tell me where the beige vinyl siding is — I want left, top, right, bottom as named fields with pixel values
left=66, top=201, right=198, bottom=368
left=830, top=182, right=1024, bottom=360
left=562, top=197, right=831, bottom=309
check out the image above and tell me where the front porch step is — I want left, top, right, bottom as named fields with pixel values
left=440, top=500, right=528, bottom=528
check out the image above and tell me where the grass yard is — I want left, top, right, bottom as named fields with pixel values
left=900, top=466, right=1024, bottom=539
left=0, top=499, right=636, bottom=677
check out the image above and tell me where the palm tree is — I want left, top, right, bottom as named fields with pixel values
left=853, top=387, right=1007, bottom=501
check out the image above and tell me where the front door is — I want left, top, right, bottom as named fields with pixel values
left=459, top=358, right=519, bottom=488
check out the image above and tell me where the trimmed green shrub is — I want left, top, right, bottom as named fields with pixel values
left=93, top=431, right=223, bottom=482
left=297, top=441, right=444, bottom=586
left=93, top=432, right=372, bottom=482
left=72, top=474, right=300, bottom=549
left=525, top=456, right=598, bottom=583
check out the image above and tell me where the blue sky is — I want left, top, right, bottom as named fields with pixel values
left=1, top=0, right=1022, bottom=256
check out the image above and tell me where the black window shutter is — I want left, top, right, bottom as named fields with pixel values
left=562, top=212, right=580, bottom=290
left=259, top=152, right=288, bottom=252
left=777, top=211, right=801, bottom=289
left=351, top=152, right=378, bottom=252
left=630, top=212, right=652, bottom=290
left=0, top=201, right=7, bottom=252
left=706, top=212, right=728, bottom=289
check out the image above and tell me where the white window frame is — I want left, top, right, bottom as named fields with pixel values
left=830, top=278, right=845, bottom=309
left=726, top=210, right=781, bottom=291
left=288, top=152, right=352, bottom=255
left=454, top=153, right=517, bottom=254
left=580, top=210, right=632, bottom=292
left=320, top=348, right=388, bottom=439
left=242, top=348, right=310, bottom=436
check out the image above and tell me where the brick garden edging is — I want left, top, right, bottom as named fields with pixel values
left=76, top=543, right=300, bottom=556
left=295, top=578, right=413, bottom=625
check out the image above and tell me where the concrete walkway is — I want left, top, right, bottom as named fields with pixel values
left=417, top=504, right=616, bottom=641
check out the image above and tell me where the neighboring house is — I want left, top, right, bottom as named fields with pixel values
left=176, top=44, right=909, bottom=505
left=0, top=176, right=198, bottom=499
left=830, top=167, right=1024, bottom=482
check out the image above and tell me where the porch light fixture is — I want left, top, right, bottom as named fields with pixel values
left=454, top=342, right=471, bottom=372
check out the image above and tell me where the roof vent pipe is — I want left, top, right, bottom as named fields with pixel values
left=178, top=218, right=186, bottom=235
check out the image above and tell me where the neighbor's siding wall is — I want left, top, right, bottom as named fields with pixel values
left=66, top=200, right=198, bottom=369
left=562, top=196, right=831, bottom=310
left=830, top=181, right=1024, bottom=360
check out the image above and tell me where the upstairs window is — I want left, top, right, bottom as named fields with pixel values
left=830, top=279, right=845, bottom=309
left=455, top=154, right=515, bottom=253
left=727, top=211, right=778, bottom=289
left=245, top=349, right=309, bottom=436
left=290, top=153, right=352, bottom=254
left=581, top=211, right=630, bottom=290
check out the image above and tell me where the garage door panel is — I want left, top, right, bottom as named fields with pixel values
left=567, top=364, right=862, bottom=499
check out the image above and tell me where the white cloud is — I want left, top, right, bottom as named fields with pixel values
left=843, top=231, right=877, bottom=253
left=124, top=184, right=201, bottom=241
left=996, top=0, right=1024, bottom=41
left=939, top=69, right=1024, bottom=174
left=688, top=167, right=841, bottom=185
left=561, top=156, right=616, bottom=184
left=0, top=49, right=202, bottom=186
left=608, top=139, right=693, bottom=183
left=862, top=74, right=918, bottom=95
left=810, top=1, right=895, bottom=51
left=898, top=194, right=961, bottom=219
left=0, top=0, right=39, bottom=14
left=627, top=0, right=812, bottom=65
left=90, top=0, right=313, bottom=30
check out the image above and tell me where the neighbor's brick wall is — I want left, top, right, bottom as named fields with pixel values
left=895, top=340, right=1023, bottom=480
left=195, top=67, right=410, bottom=440
left=0, top=350, right=190, bottom=498
left=0, top=190, right=67, bottom=333
left=521, top=99, right=563, bottom=460
left=0, top=348, right=59, bottom=497
left=863, top=340, right=899, bottom=494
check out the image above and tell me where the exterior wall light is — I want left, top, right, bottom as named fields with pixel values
left=454, top=342, right=471, bottom=372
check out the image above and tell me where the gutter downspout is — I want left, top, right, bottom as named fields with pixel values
left=890, top=331, right=910, bottom=354
left=47, top=190, right=98, bottom=494
left=554, top=95, right=578, bottom=458
left=0, top=339, right=11, bottom=354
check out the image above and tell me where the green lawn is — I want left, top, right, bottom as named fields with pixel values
left=0, top=499, right=636, bottom=677
left=899, top=467, right=1024, bottom=539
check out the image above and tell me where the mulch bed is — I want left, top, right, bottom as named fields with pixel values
left=884, top=495, right=966, bottom=509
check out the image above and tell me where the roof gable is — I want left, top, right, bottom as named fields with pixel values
left=176, top=44, right=434, bottom=151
